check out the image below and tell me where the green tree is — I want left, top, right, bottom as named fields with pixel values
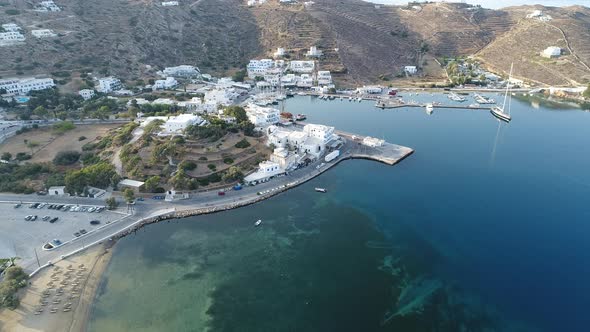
left=144, top=176, right=161, bottom=192
left=232, top=69, right=247, bottom=82
left=1, top=152, right=11, bottom=161
left=223, top=105, right=248, bottom=123
left=122, top=188, right=135, bottom=203
left=222, top=166, right=243, bottom=182
left=105, top=197, right=118, bottom=210
left=584, top=84, right=590, bottom=98
left=33, top=106, right=48, bottom=119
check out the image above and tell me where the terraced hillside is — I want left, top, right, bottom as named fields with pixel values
left=477, top=6, right=590, bottom=85
left=0, top=0, right=261, bottom=80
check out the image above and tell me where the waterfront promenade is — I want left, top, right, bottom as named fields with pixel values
left=0, top=137, right=413, bottom=275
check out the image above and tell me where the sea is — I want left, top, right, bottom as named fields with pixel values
left=87, top=93, right=590, bottom=332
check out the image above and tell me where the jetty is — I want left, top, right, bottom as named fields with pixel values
left=374, top=99, right=493, bottom=110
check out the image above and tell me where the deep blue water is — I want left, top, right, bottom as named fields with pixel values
left=283, top=93, right=590, bottom=331
left=88, top=93, right=590, bottom=332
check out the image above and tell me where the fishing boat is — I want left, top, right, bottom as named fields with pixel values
left=474, top=94, right=495, bottom=104
left=425, top=103, right=434, bottom=115
left=315, top=188, right=327, bottom=193
left=448, top=92, right=466, bottom=102
left=254, top=219, right=262, bottom=226
left=491, top=63, right=514, bottom=122
left=295, top=114, right=307, bottom=121
left=469, top=103, right=480, bottom=108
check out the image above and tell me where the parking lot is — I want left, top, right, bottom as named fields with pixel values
left=0, top=202, right=124, bottom=266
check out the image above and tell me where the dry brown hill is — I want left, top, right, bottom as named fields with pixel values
left=0, top=0, right=260, bottom=81
left=476, top=5, right=590, bottom=86
left=0, top=0, right=589, bottom=86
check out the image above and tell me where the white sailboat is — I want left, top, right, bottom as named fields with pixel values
left=491, top=63, right=513, bottom=122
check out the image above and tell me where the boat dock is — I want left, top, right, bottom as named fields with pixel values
left=335, top=130, right=414, bottom=166
left=374, top=100, right=493, bottom=110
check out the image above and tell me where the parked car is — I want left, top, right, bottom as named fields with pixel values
left=24, top=215, right=32, bottom=221
left=74, top=232, right=81, bottom=237
left=49, top=217, right=59, bottom=223
left=79, top=229, right=87, bottom=235
left=30, top=215, right=38, bottom=221
left=42, top=216, right=50, bottom=221
left=218, top=191, right=225, bottom=196
left=14, top=203, right=21, bottom=208
left=90, top=220, right=100, bottom=225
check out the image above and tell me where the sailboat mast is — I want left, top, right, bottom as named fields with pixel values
left=502, top=63, right=514, bottom=111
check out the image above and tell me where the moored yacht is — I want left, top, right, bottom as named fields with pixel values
left=490, top=63, right=514, bottom=122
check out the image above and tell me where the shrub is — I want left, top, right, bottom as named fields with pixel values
left=179, top=160, right=197, bottom=171
left=78, top=136, right=87, bottom=141
left=234, top=139, right=251, bottom=149
left=223, top=157, right=234, bottom=164
left=53, top=121, right=75, bottom=134
left=199, top=156, right=208, bottom=161
left=53, top=151, right=81, bottom=165
left=15, top=152, right=31, bottom=161
left=207, top=164, right=216, bottom=171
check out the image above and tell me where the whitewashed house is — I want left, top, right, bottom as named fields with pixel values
left=78, top=89, right=95, bottom=100
left=289, top=61, right=315, bottom=73
left=35, top=1, right=61, bottom=12
left=162, top=114, right=205, bottom=135
left=177, top=97, right=205, bottom=112
left=270, top=148, right=298, bottom=170
left=541, top=46, right=561, bottom=58
left=0, top=24, right=25, bottom=45
left=296, top=74, right=313, bottom=88
left=245, top=104, right=280, bottom=127
left=0, top=77, right=55, bottom=95
left=404, top=66, right=418, bottom=75
left=356, top=85, right=383, bottom=94
left=48, top=186, right=66, bottom=196
left=97, top=77, right=122, bottom=93
left=32, top=29, right=57, bottom=38
left=154, top=77, right=178, bottom=90
left=162, top=65, right=200, bottom=78
left=204, top=88, right=237, bottom=108
left=273, top=47, right=286, bottom=58
left=303, top=124, right=336, bottom=144
left=244, top=160, right=283, bottom=185
left=162, top=1, right=179, bottom=6
left=306, top=46, right=322, bottom=58
left=317, top=71, right=332, bottom=85
left=247, top=59, right=278, bottom=78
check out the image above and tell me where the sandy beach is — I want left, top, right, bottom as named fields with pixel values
left=0, top=243, right=113, bottom=332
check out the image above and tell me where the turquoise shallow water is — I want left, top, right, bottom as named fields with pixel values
left=88, top=93, right=590, bottom=331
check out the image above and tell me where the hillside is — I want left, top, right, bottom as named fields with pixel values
left=0, top=0, right=589, bottom=86
left=476, top=5, right=590, bottom=86
left=0, top=0, right=261, bottom=80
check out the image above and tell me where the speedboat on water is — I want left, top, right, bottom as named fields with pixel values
left=255, top=219, right=262, bottom=226
left=315, top=188, right=327, bottom=193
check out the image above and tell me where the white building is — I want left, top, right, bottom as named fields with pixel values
left=97, top=77, right=122, bottom=93
left=245, top=104, right=280, bottom=127
left=0, top=24, right=25, bottom=46
left=362, top=136, right=385, bottom=147
left=204, top=87, right=237, bottom=108
left=78, top=89, right=95, bottom=100
left=306, top=46, right=323, bottom=58
left=303, top=124, right=336, bottom=144
left=289, top=60, right=315, bottom=73
left=296, top=74, right=313, bottom=88
left=0, top=77, right=55, bottom=95
left=31, top=29, right=57, bottom=38
left=154, top=77, right=178, bottom=90
left=244, top=160, right=283, bottom=185
left=35, top=1, right=61, bottom=12
left=541, top=46, right=561, bottom=58
left=317, top=71, right=332, bottom=85
left=162, top=1, right=179, bottom=6
left=162, top=114, right=205, bottom=135
left=48, top=186, right=66, bottom=196
left=526, top=10, right=552, bottom=21
left=273, top=47, right=286, bottom=58
left=404, top=66, right=418, bottom=75
left=356, top=85, right=383, bottom=94
left=247, top=59, right=281, bottom=78
left=270, top=148, right=298, bottom=170
left=162, top=65, right=200, bottom=78
left=177, top=97, right=205, bottom=112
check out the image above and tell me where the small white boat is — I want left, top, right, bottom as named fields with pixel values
left=425, top=103, right=434, bottom=115
left=315, top=188, right=327, bottom=193
left=254, top=219, right=262, bottom=226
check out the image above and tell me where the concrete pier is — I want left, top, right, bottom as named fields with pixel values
left=336, top=130, right=414, bottom=165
